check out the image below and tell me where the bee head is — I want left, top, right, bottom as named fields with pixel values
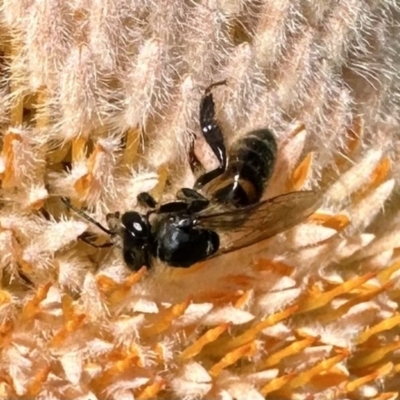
left=121, top=211, right=151, bottom=239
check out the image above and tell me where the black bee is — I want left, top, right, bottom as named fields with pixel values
left=62, top=81, right=321, bottom=271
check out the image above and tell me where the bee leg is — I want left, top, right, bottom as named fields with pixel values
left=205, top=80, right=228, bottom=93
left=199, top=83, right=227, bottom=168
left=157, top=201, right=190, bottom=214
left=87, top=241, right=114, bottom=248
left=176, top=188, right=210, bottom=213
left=195, top=81, right=228, bottom=189
left=137, top=192, right=157, bottom=209
left=138, top=192, right=190, bottom=216
left=188, top=134, right=203, bottom=175
left=143, top=188, right=209, bottom=215
left=194, top=168, right=225, bottom=189
left=17, top=268, right=34, bottom=287
left=61, top=197, right=114, bottom=235
left=194, top=81, right=228, bottom=189
left=152, top=198, right=209, bottom=215
left=176, top=187, right=208, bottom=202
left=188, top=199, right=210, bottom=213
left=79, top=232, right=114, bottom=248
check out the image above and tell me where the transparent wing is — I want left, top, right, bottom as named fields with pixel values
left=196, top=191, right=322, bottom=257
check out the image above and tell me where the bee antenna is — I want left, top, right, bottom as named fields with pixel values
left=60, top=197, right=114, bottom=236
left=205, top=79, right=228, bottom=94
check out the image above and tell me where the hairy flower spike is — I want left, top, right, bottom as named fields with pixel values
left=0, top=127, right=48, bottom=208
left=88, top=0, right=130, bottom=72
left=57, top=47, right=105, bottom=139
left=121, top=39, right=164, bottom=129
left=23, top=0, right=72, bottom=89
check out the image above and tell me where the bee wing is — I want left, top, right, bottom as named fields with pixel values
left=196, top=191, right=322, bottom=257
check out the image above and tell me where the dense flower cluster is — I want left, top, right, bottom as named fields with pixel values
left=0, top=0, right=399, bottom=399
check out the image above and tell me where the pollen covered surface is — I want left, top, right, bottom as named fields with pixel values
left=0, top=1, right=400, bottom=399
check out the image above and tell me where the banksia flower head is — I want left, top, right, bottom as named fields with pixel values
left=0, top=0, right=399, bottom=399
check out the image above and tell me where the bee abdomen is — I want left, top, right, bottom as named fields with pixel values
left=209, top=129, right=277, bottom=207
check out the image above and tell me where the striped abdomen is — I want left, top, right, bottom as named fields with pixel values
left=203, top=129, right=277, bottom=207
